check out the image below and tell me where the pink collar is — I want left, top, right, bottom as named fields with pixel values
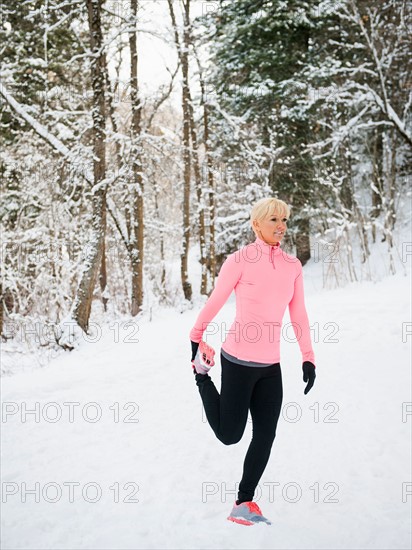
left=253, top=236, right=282, bottom=269
left=254, top=236, right=282, bottom=255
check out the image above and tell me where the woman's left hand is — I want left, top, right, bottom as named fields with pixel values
left=191, top=340, right=200, bottom=361
left=302, top=361, right=316, bottom=394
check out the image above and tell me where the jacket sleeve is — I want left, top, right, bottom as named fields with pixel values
left=189, top=252, right=242, bottom=343
left=288, top=260, right=316, bottom=364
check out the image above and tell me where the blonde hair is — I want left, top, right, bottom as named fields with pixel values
left=250, top=198, right=291, bottom=237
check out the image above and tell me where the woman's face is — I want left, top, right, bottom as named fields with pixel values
left=253, top=211, right=288, bottom=245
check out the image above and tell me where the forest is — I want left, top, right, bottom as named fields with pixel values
left=1, top=0, right=411, bottom=352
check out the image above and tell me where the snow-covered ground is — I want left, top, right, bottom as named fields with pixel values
left=1, top=226, right=412, bottom=549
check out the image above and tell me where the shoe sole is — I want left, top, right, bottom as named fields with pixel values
left=227, top=515, right=272, bottom=526
left=227, top=516, right=254, bottom=526
left=199, top=341, right=215, bottom=367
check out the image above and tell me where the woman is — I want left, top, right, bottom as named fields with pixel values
left=189, top=197, right=316, bottom=526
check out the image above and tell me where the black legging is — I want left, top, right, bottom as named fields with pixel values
left=195, top=351, right=283, bottom=504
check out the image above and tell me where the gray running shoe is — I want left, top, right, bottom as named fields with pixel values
left=227, top=500, right=272, bottom=526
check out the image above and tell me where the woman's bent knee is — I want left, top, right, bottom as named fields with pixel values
left=219, top=433, right=243, bottom=445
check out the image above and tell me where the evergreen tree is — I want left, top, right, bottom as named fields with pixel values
left=198, top=0, right=325, bottom=261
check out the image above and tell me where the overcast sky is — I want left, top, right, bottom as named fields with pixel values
left=107, top=0, right=213, bottom=102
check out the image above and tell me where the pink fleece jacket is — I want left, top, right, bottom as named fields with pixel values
left=189, top=236, right=315, bottom=365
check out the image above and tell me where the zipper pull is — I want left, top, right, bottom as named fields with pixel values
left=271, top=246, right=276, bottom=269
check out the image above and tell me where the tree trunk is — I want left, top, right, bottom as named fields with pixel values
left=100, top=240, right=108, bottom=311
left=380, top=127, right=397, bottom=277
left=371, top=126, right=383, bottom=243
left=194, top=45, right=216, bottom=292
left=154, top=184, right=166, bottom=297
left=181, top=19, right=192, bottom=301
left=295, top=217, right=311, bottom=266
left=388, top=129, right=397, bottom=233
left=168, top=0, right=192, bottom=301
left=187, top=89, right=207, bottom=295
left=104, top=65, right=122, bottom=168
left=371, top=126, right=383, bottom=217
left=129, top=0, right=144, bottom=316
left=341, top=138, right=355, bottom=213
left=386, top=130, right=397, bottom=274
left=72, top=0, right=107, bottom=332
left=201, top=81, right=216, bottom=291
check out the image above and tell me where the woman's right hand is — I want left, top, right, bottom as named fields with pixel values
left=302, top=361, right=316, bottom=394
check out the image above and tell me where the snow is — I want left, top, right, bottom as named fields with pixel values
left=0, top=83, right=94, bottom=185
left=2, top=222, right=412, bottom=549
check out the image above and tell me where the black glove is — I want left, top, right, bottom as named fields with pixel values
left=191, top=340, right=200, bottom=361
left=302, top=361, right=316, bottom=394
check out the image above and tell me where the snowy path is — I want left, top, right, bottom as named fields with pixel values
left=1, top=271, right=411, bottom=549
